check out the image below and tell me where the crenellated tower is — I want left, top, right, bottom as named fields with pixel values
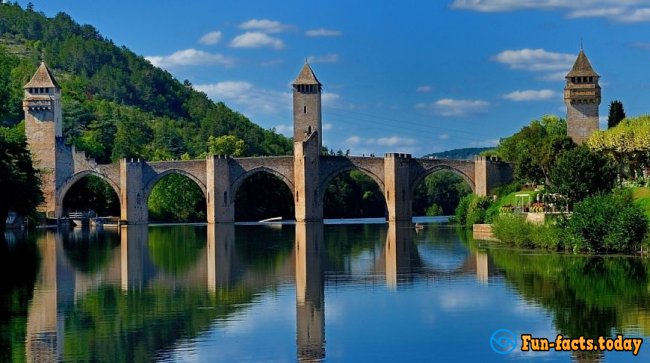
left=293, top=62, right=323, bottom=221
left=564, top=50, right=601, bottom=145
left=23, top=62, right=65, bottom=216
left=292, top=62, right=323, bottom=151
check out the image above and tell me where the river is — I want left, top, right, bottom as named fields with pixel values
left=0, top=220, right=648, bottom=362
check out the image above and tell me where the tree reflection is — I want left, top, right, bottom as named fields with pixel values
left=488, top=249, right=650, bottom=339
left=0, top=233, right=39, bottom=362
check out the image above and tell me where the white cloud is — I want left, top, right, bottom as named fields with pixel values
left=450, top=0, right=650, bottom=22
left=470, top=139, right=500, bottom=147
left=439, top=133, right=449, bottom=140
left=239, top=19, right=291, bottom=33
left=145, top=48, right=235, bottom=68
left=374, top=136, right=417, bottom=147
left=631, top=41, right=650, bottom=50
left=230, top=32, right=285, bottom=49
left=195, top=81, right=291, bottom=114
left=274, top=124, right=293, bottom=136
left=416, top=85, right=433, bottom=93
left=305, top=28, right=342, bottom=37
left=321, top=92, right=341, bottom=106
left=346, top=136, right=361, bottom=145
left=199, top=31, right=222, bottom=45
left=323, top=123, right=333, bottom=131
left=503, top=89, right=558, bottom=101
left=493, top=48, right=574, bottom=72
left=537, top=71, right=568, bottom=82
left=307, top=54, right=340, bottom=63
left=345, top=136, right=417, bottom=147
left=416, top=98, right=490, bottom=117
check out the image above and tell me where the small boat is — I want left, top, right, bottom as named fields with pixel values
left=259, top=216, right=282, bottom=223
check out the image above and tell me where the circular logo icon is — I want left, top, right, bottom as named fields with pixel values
left=490, top=329, right=517, bottom=354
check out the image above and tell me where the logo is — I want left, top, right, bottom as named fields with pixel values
left=490, top=329, right=517, bottom=354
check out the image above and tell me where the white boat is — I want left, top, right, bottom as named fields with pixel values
left=259, top=216, right=282, bottom=223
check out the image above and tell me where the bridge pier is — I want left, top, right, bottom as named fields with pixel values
left=120, top=159, right=148, bottom=224
left=384, top=153, right=412, bottom=221
left=207, top=156, right=235, bottom=223
left=294, top=134, right=323, bottom=222
left=474, top=156, right=513, bottom=197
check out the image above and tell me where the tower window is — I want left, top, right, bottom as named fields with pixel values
left=304, top=106, right=307, bottom=113
left=571, top=77, right=576, bottom=83
left=589, top=76, right=593, bottom=82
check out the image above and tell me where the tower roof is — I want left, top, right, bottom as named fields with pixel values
left=566, top=50, right=598, bottom=78
left=293, top=62, right=321, bottom=85
left=24, top=62, right=60, bottom=89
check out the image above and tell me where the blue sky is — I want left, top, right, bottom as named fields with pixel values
left=18, top=0, right=650, bottom=156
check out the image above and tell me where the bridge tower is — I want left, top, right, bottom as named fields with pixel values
left=564, top=49, right=601, bottom=145
left=23, top=62, right=67, bottom=217
left=293, top=63, right=323, bottom=221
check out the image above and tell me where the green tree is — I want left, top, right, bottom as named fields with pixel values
left=607, top=100, right=626, bottom=129
left=412, top=171, right=471, bottom=216
left=549, top=146, right=616, bottom=207
left=587, top=115, right=650, bottom=180
left=568, top=190, right=647, bottom=252
left=148, top=174, right=206, bottom=222
left=0, top=124, right=42, bottom=231
left=495, top=115, right=574, bottom=184
left=207, top=135, right=246, bottom=156
left=111, top=110, right=153, bottom=160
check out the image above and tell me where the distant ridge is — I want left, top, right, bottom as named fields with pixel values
left=422, top=147, right=492, bottom=160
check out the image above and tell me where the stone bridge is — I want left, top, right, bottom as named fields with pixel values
left=24, top=62, right=513, bottom=224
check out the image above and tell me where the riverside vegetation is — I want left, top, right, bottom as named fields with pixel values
left=458, top=113, right=650, bottom=253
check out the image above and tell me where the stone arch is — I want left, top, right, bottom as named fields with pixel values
left=230, top=166, right=295, bottom=200
left=409, top=165, right=475, bottom=197
left=318, top=165, right=386, bottom=207
left=57, top=170, right=122, bottom=213
left=143, top=168, right=208, bottom=204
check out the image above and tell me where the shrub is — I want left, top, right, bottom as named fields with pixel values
left=492, top=214, right=564, bottom=250
left=455, top=195, right=472, bottom=226
left=426, top=203, right=443, bottom=216
left=530, top=222, right=563, bottom=249
left=567, top=190, right=648, bottom=252
left=492, top=214, right=532, bottom=247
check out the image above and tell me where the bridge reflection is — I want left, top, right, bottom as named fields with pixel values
left=24, top=223, right=491, bottom=362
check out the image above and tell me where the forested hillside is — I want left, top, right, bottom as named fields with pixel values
left=422, top=147, right=491, bottom=160
left=0, top=2, right=292, bottom=163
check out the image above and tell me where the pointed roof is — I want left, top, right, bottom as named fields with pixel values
left=293, top=62, right=321, bottom=85
left=566, top=50, right=598, bottom=78
left=24, top=62, right=60, bottom=89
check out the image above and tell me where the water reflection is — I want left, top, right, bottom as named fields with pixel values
left=295, top=222, right=325, bottom=361
left=1, top=223, right=648, bottom=362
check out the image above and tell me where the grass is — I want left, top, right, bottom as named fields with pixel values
left=631, top=187, right=650, bottom=219
left=496, top=190, right=539, bottom=208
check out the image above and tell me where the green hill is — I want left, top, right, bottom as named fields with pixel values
left=422, top=147, right=491, bottom=160
left=0, top=3, right=291, bottom=163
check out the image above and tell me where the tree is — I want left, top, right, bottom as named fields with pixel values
left=207, top=135, right=246, bottom=156
left=0, top=124, right=42, bottom=231
left=549, top=146, right=616, bottom=207
left=587, top=115, right=650, bottom=180
left=148, top=174, right=206, bottom=222
left=413, top=171, right=471, bottom=216
left=607, top=100, right=626, bottom=129
left=495, top=115, right=574, bottom=184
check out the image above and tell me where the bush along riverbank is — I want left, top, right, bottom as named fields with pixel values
left=490, top=189, right=648, bottom=254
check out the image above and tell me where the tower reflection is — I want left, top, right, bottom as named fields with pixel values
left=384, top=221, right=414, bottom=289
left=295, top=222, right=325, bottom=361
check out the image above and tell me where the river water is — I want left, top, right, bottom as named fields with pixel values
left=0, top=220, right=648, bottom=362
